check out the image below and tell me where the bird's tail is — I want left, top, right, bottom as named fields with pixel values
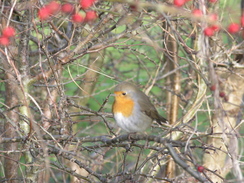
left=156, top=115, right=168, bottom=125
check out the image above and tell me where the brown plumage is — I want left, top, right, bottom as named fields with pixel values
left=112, top=82, right=167, bottom=132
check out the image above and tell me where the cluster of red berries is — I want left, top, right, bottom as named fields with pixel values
left=207, top=13, right=241, bottom=36
left=202, top=12, right=240, bottom=36
left=173, top=0, right=241, bottom=36
left=38, top=0, right=97, bottom=23
left=210, top=85, right=228, bottom=101
left=0, top=26, right=15, bottom=46
left=204, top=22, right=240, bottom=37
left=1, top=1, right=243, bottom=46
left=38, top=1, right=60, bottom=20
left=203, top=13, right=220, bottom=37
left=173, top=0, right=217, bottom=7
left=72, top=0, right=97, bottom=23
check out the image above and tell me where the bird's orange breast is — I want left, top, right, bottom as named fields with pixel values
left=112, top=92, right=134, bottom=117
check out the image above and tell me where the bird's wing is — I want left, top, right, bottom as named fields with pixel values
left=137, top=91, right=168, bottom=124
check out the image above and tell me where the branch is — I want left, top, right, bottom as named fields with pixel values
left=165, top=143, right=210, bottom=183
left=49, top=146, right=107, bottom=182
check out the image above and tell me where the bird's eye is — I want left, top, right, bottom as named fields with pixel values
left=122, top=92, right=127, bottom=95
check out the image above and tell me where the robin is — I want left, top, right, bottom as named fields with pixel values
left=112, top=82, right=168, bottom=132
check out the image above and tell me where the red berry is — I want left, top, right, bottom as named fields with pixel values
left=210, top=24, right=219, bottom=32
left=0, top=36, right=10, bottom=46
left=38, top=7, right=51, bottom=20
left=210, top=85, right=216, bottom=91
left=61, top=3, right=74, bottom=14
left=130, top=4, right=138, bottom=11
left=192, top=9, right=203, bottom=17
left=72, top=13, right=84, bottom=23
left=173, top=0, right=185, bottom=7
left=80, top=0, right=95, bottom=9
left=209, top=0, right=218, bottom=2
left=2, top=26, right=15, bottom=38
left=197, top=166, right=204, bottom=172
left=204, top=27, right=215, bottom=36
left=228, top=23, right=240, bottom=34
left=46, top=1, right=60, bottom=14
left=241, top=15, right=244, bottom=27
left=209, top=13, right=218, bottom=21
left=219, top=91, right=226, bottom=98
left=85, top=11, right=97, bottom=22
